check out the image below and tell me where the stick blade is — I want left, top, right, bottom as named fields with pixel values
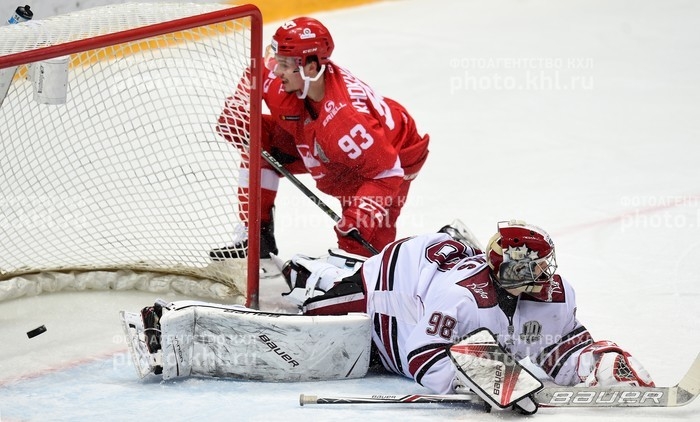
left=674, top=353, right=700, bottom=406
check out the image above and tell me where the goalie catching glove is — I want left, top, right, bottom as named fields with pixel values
left=282, top=249, right=365, bottom=307
left=576, top=340, right=655, bottom=387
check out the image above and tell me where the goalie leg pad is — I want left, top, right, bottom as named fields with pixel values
left=157, top=301, right=372, bottom=381
left=448, top=328, right=543, bottom=411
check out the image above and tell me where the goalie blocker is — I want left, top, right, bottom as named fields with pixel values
left=120, top=300, right=372, bottom=381
left=449, top=328, right=544, bottom=414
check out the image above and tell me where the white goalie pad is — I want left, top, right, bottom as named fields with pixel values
left=448, top=328, right=543, bottom=409
left=157, top=302, right=371, bottom=381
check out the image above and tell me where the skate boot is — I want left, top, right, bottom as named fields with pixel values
left=140, top=302, right=164, bottom=375
left=209, top=219, right=278, bottom=260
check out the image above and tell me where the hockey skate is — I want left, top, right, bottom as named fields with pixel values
left=209, top=219, right=280, bottom=277
left=119, top=302, right=167, bottom=378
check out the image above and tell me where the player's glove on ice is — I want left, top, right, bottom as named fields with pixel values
left=576, top=340, right=655, bottom=387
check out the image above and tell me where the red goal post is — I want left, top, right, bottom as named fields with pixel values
left=0, top=3, right=264, bottom=307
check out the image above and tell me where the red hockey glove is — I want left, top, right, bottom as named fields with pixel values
left=334, top=198, right=388, bottom=242
left=576, top=340, right=655, bottom=387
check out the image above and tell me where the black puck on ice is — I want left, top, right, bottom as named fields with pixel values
left=27, top=325, right=47, bottom=338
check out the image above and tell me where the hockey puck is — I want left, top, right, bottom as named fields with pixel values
left=27, top=325, right=47, bottom=338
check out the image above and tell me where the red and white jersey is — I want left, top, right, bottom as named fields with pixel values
left=359, top=233, right=594, bottom=394
left=261, top=62, right=429, bottom=197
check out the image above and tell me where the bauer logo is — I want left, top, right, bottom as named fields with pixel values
left=493, top=366, right=504, bottom=396
left=258, top=334, right=300, bottom=367
left=546, top=390, right=664, bottom=405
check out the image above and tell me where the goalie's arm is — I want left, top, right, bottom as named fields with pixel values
left=400, top=296, right=483, bottom=394
left=526, top=277, right=655, bottom=388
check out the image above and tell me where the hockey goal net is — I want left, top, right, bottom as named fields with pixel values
left=0, top=3, right=263, bottom=306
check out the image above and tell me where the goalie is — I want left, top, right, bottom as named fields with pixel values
left=282, top=220, right=655, bottom=413
left=124, top=220, right=655, bottom=415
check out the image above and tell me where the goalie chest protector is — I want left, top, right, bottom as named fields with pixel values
left=159, top=304, right=372, bottom=382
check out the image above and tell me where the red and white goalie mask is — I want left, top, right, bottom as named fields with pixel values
left=486, top=220, right=558, bottom=289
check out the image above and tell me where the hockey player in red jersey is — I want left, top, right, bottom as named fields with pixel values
left=211, top=17, right=430, bottom=260
left=283, top=220, right=655, bottom=412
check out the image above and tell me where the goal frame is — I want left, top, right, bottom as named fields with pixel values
left=0, top=4, right=264, bottom=308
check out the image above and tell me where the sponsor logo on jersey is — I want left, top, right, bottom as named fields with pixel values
left=296, top=144, right=323, bottom=177
left=322, top=100, right=346, bottom=127
left=314, top=139, right=329, bottom=163
left=465, top=281, right=490, bottom=300
left=457, top=279, right=499, bottom=308
left=545, top=277, right=563, bottom=302
left=280, top=115, right=301, bottom=121
left=520, top=320, right=542, bottom=343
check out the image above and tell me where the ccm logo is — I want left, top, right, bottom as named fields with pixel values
left=548, top=390, right=664, bottom=405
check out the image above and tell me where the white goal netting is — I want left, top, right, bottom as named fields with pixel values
left=0, top=3, right=261, bottom=303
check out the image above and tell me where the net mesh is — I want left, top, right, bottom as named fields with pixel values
left=0, top=3, right=256, bottom=301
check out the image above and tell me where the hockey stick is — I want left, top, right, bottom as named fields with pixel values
left=300, top=353, right=700, bottom=409
left=536, top=351, right=700, bottom=407
left=300, top=393, right=483, bottom=406
left=261, top=149, right=379, bottom=255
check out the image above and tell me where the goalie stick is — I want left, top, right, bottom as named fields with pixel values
left=300, top=352, right=700, bottom=409
left=261, top=149, right=379, bottom=255
left=299, top=393, right=488, bottom=411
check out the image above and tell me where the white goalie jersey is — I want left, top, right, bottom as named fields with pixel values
left=357, top=233, right=594, bottom=394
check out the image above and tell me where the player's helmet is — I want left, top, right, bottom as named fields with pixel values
left=270, top=17, right=334, bottom=66
left=485, top=220, right=557, bottom=289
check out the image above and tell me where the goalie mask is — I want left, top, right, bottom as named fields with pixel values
left=264, top=17, right=334, bottom=99
left=486, top=220, right=557, bottom=289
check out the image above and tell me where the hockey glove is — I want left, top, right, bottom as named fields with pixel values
left=335, top=198, right=388, bottom=241
left=576, top=340, right=655, bottom=387
left=449, top=328, right=543, bottom=415
left=281, top=255, right=355, bottom=307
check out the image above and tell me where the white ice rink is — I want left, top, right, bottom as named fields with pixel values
left=2, top=0, right=700, bottom=420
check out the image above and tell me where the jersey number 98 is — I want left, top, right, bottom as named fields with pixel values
left=426, top=312, right=456, bottom=340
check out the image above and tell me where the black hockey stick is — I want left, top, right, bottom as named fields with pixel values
left=299, top=393, right=487, bottom=410
left=261, top=149, right=379, bottom=255
left=300, top=353, right=700, bottom=409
